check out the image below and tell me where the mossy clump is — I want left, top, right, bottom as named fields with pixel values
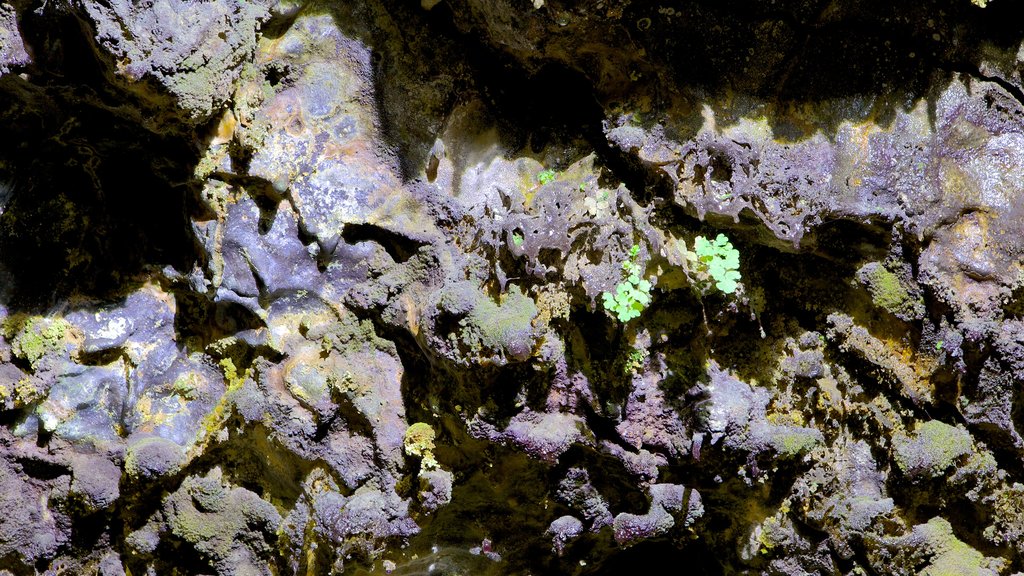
left=460, top=286, right=538, bottom=362
left=858, top=262, right=924, bottom=320
left=893, top=421, right=973, bottom=479
left=914, top=517, right=1004, bottom=576
left=2, top=314, right=76, bottom=370
left=0, top=376, right=46, bottom=409
left=769, top=427, right=823, bottom=458
left=404, top=422, right=439, bottom=470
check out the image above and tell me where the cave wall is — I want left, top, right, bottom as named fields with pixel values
left=2, top=0, right=1024, bottom=574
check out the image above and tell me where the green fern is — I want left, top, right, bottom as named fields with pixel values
left=692, top=234, right=741, bottom=295
left=602, top=245, right=652, bottom=322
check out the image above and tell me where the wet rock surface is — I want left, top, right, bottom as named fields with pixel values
left=2, top=0, right=1024, bottom=574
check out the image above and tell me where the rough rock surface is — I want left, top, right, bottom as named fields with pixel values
left=2, top=0, right=1024, bottom=574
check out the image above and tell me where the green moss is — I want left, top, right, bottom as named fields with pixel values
left=916, top=517, right=1003, bottom=575
left=163, top=468, right=281, bottom=565
left=893, top=421, right=973, bottom=478
left=623, top=347, right=648, bottom=375
left=171, top=373, right=200, bottom=400
left=755, top=515, right=789, bottom=555
left=0, top=376, right=45, bottom=408
left=770, top=428, right=822, bottom=457
left=461, top=286, right=538, bottom=359
left=3, top=314, right=74, bottom=370
left=862, top=264, right=924, bottom=319
left=189, top=358, right=252, bottom=452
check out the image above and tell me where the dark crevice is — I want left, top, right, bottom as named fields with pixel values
left=77, top=347, right=124, bottom=367
left=15, top=457, right=70, bottom=481
left=341, top=223, right=427, bottom=264
left=958, top=65, right=1024, bottom=110
left=325, top=396, right=377, bottom=445
left=172, top=293, right=266, bottom=352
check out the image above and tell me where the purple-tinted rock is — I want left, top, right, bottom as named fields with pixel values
left=69, top=453, right=121, bottom=512
left=611, top=483, right=703, bottom=547
left=0, top=456, right=69, bottom=567
left=124, top=435, right=185, bottom=480
left=163, top=467, right=282, bottom=575
left=616, top=374, right=690, bottom=457
left=36, top=362, right=127, bottom=445
left=556, top=468, right=613, bottom=531
left=0, top=5, right=30, bottom=74
left=547, top=515, right=583, bottom=555
left=214, top=196, right=321, bottom=313
left=502, top=410, right=585, bottom=462
left=98, top=551, right=126, bottom=576
left=418, top=468, right=453, bottom=513
left=78, top=0, right=271, bottom=122
left=600, top=441, right=667, bottom=483
left=312, top=486, right=418, bottom=546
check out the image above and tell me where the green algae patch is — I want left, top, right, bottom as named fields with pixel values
left=163, top=467, right=282, bottom=571
left=459, top=286, right=538, bottom=362
left=893, top=421, right=973, bottom=479
left=915, top=517, right=1004, bottom=576
left=768, top=427, right=823, bottom=458
left=2, top=314, right=77, bottom=370
left=857, top=262, right=925, bottom=320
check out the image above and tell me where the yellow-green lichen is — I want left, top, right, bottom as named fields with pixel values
left=623, top=347, right=648, bottom=375
left=769, top=427, right=821, bottom=457
left=185, top=358, right=251, bottom=459
left=533, top=286, right=571, bottom=327
left=404, top=422, right=439, bottom=470
left=0, top=376, right=44, bottom=409
left=170, top=373, right=201, bottom=401
left=755, top=515, right=788, bottom=555
left=2, top=314, right=76, bottom=370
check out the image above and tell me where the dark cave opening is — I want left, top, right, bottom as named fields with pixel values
left=0, top=9, right=208, bottom=310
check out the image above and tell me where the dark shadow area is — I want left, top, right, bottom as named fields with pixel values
left=0, top=8, right=204, bottom=311
left=172, top=292, right=267, bottom=353
left=581, top=539, right=724, bottom=576
left=392, top=446, right=563, bottom=574
left=368, top=0, right=1024, bottom=159
left=341, top=223, right=428, bottom=264
left=623, top=0, right=1024, bottom=138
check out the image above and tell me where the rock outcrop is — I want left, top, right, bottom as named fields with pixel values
left=2, top=0, right=1024, bottom=573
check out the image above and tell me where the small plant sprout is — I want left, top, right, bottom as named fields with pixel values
left=690, top=233, right=742, bottom=295
left=624, top=346, right=649, bottom=374
left=602, top=245, right=653, bottom=322
left=537, top=169, right=556, bottom=185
